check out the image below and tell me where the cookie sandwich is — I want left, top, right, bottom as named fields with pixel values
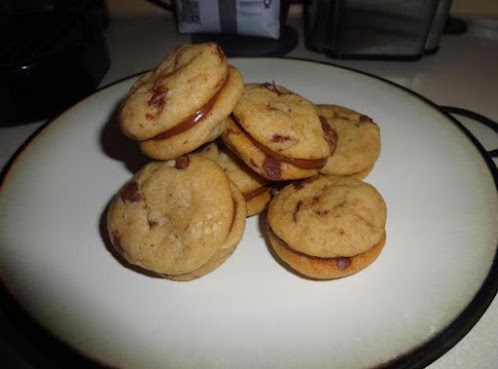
left=222, top=82, right=335, bottom=181
left=120, top=42, right=244, bottom=160
left=106, top=155, right=246, bottom=280
left=266, top=175, right=387, bottom=279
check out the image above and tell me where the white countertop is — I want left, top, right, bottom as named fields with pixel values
left=1, top=4, right=497, bottom=369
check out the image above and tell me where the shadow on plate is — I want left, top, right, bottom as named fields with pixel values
left=98, top=99, right=149, bottom=175
left=0, top=287, right=109, bottom=369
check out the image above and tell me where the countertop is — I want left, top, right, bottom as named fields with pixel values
left=1, top=4, right=497, bottom=369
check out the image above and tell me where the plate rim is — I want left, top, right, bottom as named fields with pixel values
left=0, top=57, right=497, bottom=369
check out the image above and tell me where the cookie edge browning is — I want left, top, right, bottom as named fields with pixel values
left=268, top=227, right=386, bottom=280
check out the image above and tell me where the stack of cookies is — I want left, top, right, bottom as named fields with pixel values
left=106, top=42, right=386, bottom=281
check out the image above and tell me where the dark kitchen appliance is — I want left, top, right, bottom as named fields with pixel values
left=0, top=0, right=110, bottom=125
left=306, top=0, right=453, bottom=60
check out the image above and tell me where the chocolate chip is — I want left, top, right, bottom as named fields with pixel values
left=175, top=155, right=190, bottom=169
left=263, top=155, right=281, bottom=180
left=262, top=81, right=283, bottom=96
left=271, top=134, right=292, bottom=142
left=293, top=200, right=302, bottom=222
left=359, top=114, right=372, bottom=123
left=120, top=180, right=141, bottom=203
left=336, top=257, right=352, bottom=270
left=148, top=84, right=168, bottom=109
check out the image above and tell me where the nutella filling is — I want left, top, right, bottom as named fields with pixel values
left=149, top=76, right=228, bottom=141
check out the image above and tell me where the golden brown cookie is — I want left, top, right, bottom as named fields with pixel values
left=222, top=82, right=334, bottom=181
left=139, top=66, right=244, bottom=160
left=106, top=155, right=245, bottom=280
left=196, top=142, right=272, bottom=217
left=266, top=175, right=387, bottom=279
left=316, top=104, right=381, bottom=179
left=119, top=43, right=244, bottom=160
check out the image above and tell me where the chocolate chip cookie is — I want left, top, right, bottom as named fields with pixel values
left=120, top=43, right=244, bottom=160
left=106, top=155, right=245, bottom=280
left=222, top=82, right=334, bottom=181
left=266, top=175, right=387, bottom=279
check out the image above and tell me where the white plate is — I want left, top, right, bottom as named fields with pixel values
left=1, top=58, right=497, bottom=369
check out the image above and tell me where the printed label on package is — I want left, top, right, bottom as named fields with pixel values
left=176, top=0, right=280, bottom=39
